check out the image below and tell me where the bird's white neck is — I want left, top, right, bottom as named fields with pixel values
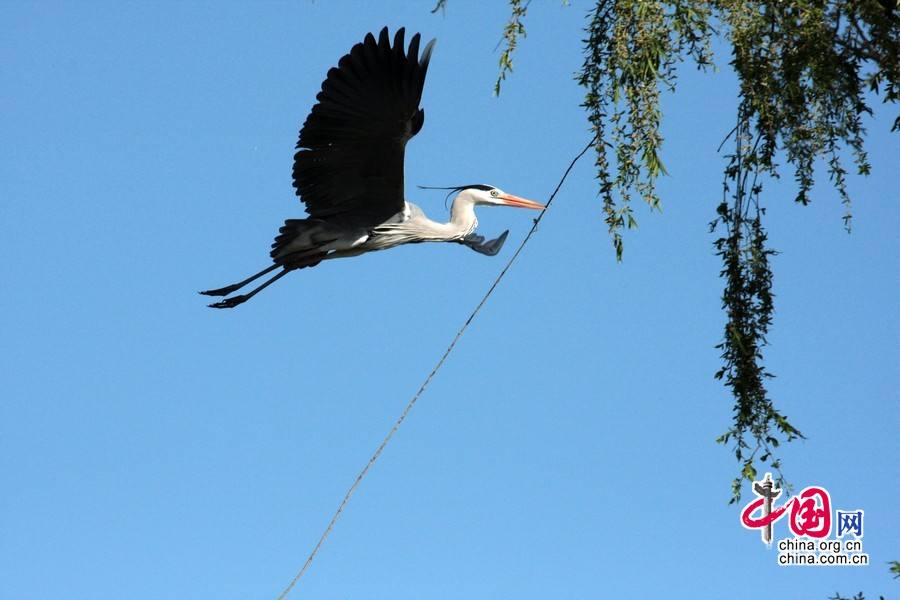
left=448, top=194, right=477, bottom=237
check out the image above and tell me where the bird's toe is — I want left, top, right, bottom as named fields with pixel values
left=207, top=295, right=248, bottom=309
left=199, top=284, right=241, bottom=297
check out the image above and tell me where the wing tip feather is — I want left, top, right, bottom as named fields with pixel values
left=292, top=26, right=436, bottom=219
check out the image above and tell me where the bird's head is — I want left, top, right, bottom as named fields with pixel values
left=457, top=184, right=545, bottom=210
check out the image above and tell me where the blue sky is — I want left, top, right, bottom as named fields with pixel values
left=2, top=2, right=897, bottom=598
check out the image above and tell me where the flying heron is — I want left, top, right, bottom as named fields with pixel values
left=201, top=27, right=543, bottom=308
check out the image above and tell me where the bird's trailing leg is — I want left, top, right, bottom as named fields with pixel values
left=207, top=268, right=291, bottom=309
left=205, top=250, right=326, bottom=309
left=459, top=230, right=509, bottom=256
left=199, top=263, right=281, bottom=297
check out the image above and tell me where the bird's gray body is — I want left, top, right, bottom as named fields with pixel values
left=271, top=192, right=491, bottom=262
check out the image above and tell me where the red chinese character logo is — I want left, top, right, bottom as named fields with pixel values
left=740, top=476, right=833, bottom=545
left=740, top=473, right=785, bottom=546
left=789, top=486, right=831, bottom=538
left=741, top=496, right=788, bottom=529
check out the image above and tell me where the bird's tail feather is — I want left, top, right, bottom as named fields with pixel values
left=270, top=218, right=336, bottom=267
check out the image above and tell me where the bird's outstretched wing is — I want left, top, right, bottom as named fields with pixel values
left=292, top=27, right=435, bottom=228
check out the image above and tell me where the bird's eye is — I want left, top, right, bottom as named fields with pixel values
left=490, top=190, right=499, bottom=197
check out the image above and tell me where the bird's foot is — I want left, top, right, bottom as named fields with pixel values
left=207, top=294, right=249, bottom=309
left=461, top=230, right=509, bottom=256
left=199, top=283, right=242, bottom=297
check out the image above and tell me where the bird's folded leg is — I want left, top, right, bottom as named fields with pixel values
left=460, top=230, right=509, bottom=256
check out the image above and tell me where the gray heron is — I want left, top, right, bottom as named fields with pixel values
left=201, top=27, right=543, bottom=308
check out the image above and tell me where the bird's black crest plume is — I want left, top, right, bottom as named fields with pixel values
left=418, top=184, right=496, bottom=209
left=418, top=184, right=495, bottom=192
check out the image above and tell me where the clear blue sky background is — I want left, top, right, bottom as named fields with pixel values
left=2, top=2, right=897, bottom=599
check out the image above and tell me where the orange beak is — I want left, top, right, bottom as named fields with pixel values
left=498, top=193, right=545, bottom=210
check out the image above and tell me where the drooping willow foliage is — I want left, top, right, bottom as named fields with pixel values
left=433, top=0, right=898, bottom=502
left=579, top=0, right=715, bottom=258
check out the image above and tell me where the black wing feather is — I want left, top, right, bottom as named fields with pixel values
left=293, top=27, right=435, bottom=228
